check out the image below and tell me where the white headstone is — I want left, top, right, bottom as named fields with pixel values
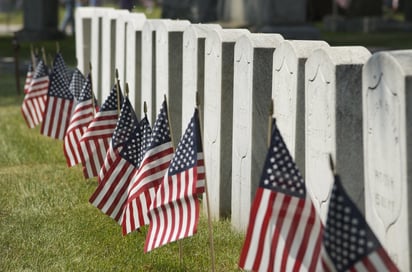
left=90, top=7, right=111, bottom=102
left=75, top=7, right=101, bottom=75
left=141, top=19, right=170, bottom=125
left=272, top=40, right=328, bottom=176
left=155, top=20, right=190, bottom=146
left=181, top=23, right=221, bottom=131
left=305, top=46, right=371, bottom=222
left=125, top=13, right=146, bottom=111
left=100, top=9, right=121, bottom=102
left=114, top=10, right=130, bottom=94
left=363, top=50, right=412, bottom=271
left=204, top=28, right=249, bottom=219
left=231, top=33, right=284, bottom=231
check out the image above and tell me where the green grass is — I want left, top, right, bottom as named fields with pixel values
left=0, top=75, right=245, bottom=271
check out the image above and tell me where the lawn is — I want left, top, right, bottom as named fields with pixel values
left=0, top=73, right=245, bottom=272
left=1, top=6, right=412, bottom=271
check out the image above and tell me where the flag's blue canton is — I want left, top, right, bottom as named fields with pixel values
left=48, top=70, right=73, bottom=99
left=28, top=63, right=33, bottom=72
left=119, top=125, right=141, bottom=167
left=137, top=116, right=152, bottom=163
left=147, top=101, right=171, bottom=149
left=112, top=97, right=139, bottom=149
left=260, top=120, right=305, bottom=198
left=53, top=53, right=68, bottom=83
left=69, top=68, right=86, bottom=100
left=324, top=176, right=381, bottom=272
left=77, top=74, right=95, bottom=103
left=33, top=60, right=48, bottom=79
left=168, top=109, right=200, bottom=175
left=100, top=84, right=123, bottom=112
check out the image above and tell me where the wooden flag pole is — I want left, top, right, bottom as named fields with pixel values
left=329, top=154, right=336, bottom=175
left=30, top=44, right=36, bottom=69
left=41, top=47, right=47, bottom=66
left=48, top=54, right=53, bottom=70
left=115, top=68, right=121, bottom=115
left=196, top=91, right=216, bottom=272
left=56, top=41, right=60, bottom=54
left=268, top=99, right=274, bottom=147
left=162, top=94, right=184, bottom=267
left=125, top=82, right=129, bottom=97
left=89, top=62, right=96, bottom=116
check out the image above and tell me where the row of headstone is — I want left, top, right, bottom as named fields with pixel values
left=75, top=7, right=412, bottom=271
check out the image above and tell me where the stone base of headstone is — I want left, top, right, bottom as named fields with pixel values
left=15, top=29, right=65, bottom=42
left=323, top=15, right=412, bottom=32
left=259, top=25, right=320, bottom=40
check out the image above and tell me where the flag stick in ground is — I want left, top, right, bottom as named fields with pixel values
left=115, top=69, right=121, bottom=115
left=268, top=100, right=273, bottom=148
left=162, top=94, right=184, bottom=266
left=89, top=62, right=96, bottom=117
left=41, top=47, right=47, bottom=66
left=30, top=44, right=36, bottom=70
left=196, top=91, right=216, bottom=272
left=56, top=41, right=60, bottom=54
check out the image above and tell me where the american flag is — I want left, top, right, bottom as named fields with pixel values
left=121, top=101, right=173, bottom=235
left=63, top=74, right=98, bottom=167
left=144, top=108, right=203, bottom=252
left=238, top=119, right=323, bottom=271
left=40, top=69, right=74, bottom=140
left=52, top=53, right=69, bottom=84
left=79, top=84, right=124, bottom=179
left=69, top=68, right=86, bottom=101
left=21, top=60, right=49, bottom=128
left=40, top=53, right=74, bottom=139
left=321, top=175, right=399, bottom=272
left=89, top=96, right=145, bottom=224
left=23, top=64, right=33, bottom=94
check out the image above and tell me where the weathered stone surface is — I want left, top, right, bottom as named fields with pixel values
left=125, top=13, right=146, bottom=111
left=181, top=23, right=221, bottom=131
left=231, top=33, right=284, bottom=232
left=100, top=10, right=129, bottom=103
left=363, top=50, right=412, bottom=271
left=204, top=28, right=249, bottom=220
left=155, top=20, right=191, bottom=146
left=305, top=46, right=370, bottom=222
left=90, top=8, right=111, bottom=102
left=141, top=19, right=170, bottom=124
left=272, top=40, right=328, bottom=177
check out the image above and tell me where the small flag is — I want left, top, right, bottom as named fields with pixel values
left=79, top=84, right=124, bottom=179
left=40, top=53, right=76, bottom=139
left=21, top=60, right=49, bottom=128
left=23, top=64, right=33, bottom=94
left=321, top=175, right=399, bottom=272
left=89, top=96, right=144, bottom=223
left=122, top=100, right=173, bottom=235
left=63, top=74, right=98, bottom=167
left=239, top=119, right=323, bottom=271
left=144, top=108, right=203, bottom=252
left=40, top=69, right=74, bottom=139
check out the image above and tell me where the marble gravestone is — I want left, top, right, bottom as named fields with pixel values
left=155, top=20, right=191, bottom=146
left=305, top=46, right=371, bottom=222
left=231, top=33, right=284, bottom=232
left=114, top=10, right=130, bottom=97
left=125, top=13, right=146, bottom=111
left=204, top=28, right=249, bottom=220
left=141, top=19, right=170, bottom=125
left=181, top=23, right=221, bottom=131
left=90, top=8, right=111, bottom=102
left=76, top=7, right=107, bottom=75
left=100, top=10, right=126, bottom=102
left=272, top=40, right=328, bottom=177
left=363, top=50, right=412, bottom=271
